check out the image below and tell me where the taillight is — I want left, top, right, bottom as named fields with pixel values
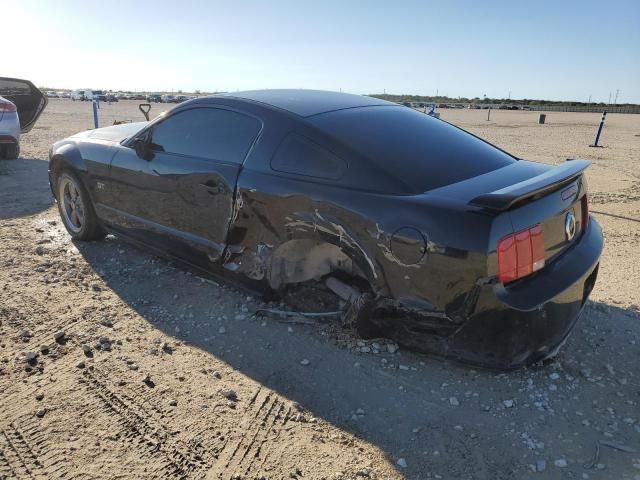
left=581, top=194, right=589, bottom=229
left=0, top=99, right=17, bottom=112
left=497, top=224, right=545, bottom=284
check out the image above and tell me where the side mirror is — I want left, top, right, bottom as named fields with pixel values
left=0, top=77, right=48, bottom=133
left=133, top=138, right=151, bottom=160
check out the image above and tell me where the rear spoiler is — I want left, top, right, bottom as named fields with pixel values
left=469, top=159, right=590, bottom=211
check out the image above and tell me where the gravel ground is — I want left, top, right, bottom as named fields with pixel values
left=0, top=100, right=639, bottom=480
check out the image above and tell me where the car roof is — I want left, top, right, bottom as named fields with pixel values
left=216, top=89, right=393, bottom=118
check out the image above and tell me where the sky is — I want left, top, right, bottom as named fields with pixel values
left=4, top=0, right=640, bottom=103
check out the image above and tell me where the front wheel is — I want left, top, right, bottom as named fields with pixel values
left=56, top=171, right=106, bottom=241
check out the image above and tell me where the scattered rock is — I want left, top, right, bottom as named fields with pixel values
left=100, top=319, right=113, bottom=328
left=54, top=332, right=66, bottom=344
left=218, top=326, right=226, bottom=334
left=212, top=371, right=222, bottom=379
left=449, top=397, right=460, bottom=406
left=300, top=359, right=310, bottom=366
left=396, top=458, right=407, bottom=468
left=76, top=361, right=85, bottom=369
left=19, top=330, right=33, bottom=342
left=554, top=459, right=568, bottom=468
left=549, top=373, right=560, bottom=380
left=387, top=344, right=399, bottom=354
left=221, top=388, right=237, bottom=401
left=35, top=393, right=44, bottom=401
left=503, top=399, right=514, bottom=408
left=39, top=344, right=50, bottom=355
left=142, top=374, right=154, bottom=387
left=162, top=343, right=173, bottom=354
left=35, top=408, right=46, bottom=418
left=24, top=352, right=38, bottom=364
left=168, top=399, right=177, bottom=407
left=536, top=459, right=547, bottom=472
left=81, top=344, right=92, bottom=356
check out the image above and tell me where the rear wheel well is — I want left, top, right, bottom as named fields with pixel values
left=267, top=239, right=371, bottom=292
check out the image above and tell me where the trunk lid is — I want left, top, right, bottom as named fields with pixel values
left=507, top=176, right=588, bottom=264
left=427, top=159, right=590, bottom=281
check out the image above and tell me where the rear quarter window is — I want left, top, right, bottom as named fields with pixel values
left=271, top=133, right=347, bottom=180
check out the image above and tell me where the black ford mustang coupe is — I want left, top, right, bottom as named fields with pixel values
left=48, top=90, right=602, bottom=369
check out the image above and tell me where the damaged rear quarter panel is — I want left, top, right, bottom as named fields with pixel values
left=212, top=96, right=494, bottom=334
left=225, top=166, right=492, bottom=318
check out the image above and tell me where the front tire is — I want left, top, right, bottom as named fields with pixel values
left=56, top=170, right=106, bottom=241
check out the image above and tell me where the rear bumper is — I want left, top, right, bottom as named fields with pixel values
left=445, top=217, right=603, bottom=369
left=373, top=217, right=603, bottom=370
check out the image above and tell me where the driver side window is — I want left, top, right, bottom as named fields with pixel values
left=148, top=107, right=260, bottom=164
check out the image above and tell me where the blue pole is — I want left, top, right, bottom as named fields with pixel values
left=92, top=100, right=99, bottom=129
left=590, top=112, right=606, bottom=147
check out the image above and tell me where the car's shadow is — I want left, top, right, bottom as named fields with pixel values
left=70, top=234, right=640, bottom=479
left=0, top=157, right=53, bottom=219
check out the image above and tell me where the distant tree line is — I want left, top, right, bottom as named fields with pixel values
left=369, top=93, right=639, bottom=107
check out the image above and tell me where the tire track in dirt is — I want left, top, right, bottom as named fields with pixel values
left=0, top=422, right=48, bottom=480
left=211, top=387, right=294, bottom=478
left=80, top=368, right=211, bottom=479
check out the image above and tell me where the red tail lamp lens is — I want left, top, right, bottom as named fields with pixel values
left=497, top=224, right=545, bottom=284
left=497, top=235, right=517, bottom=283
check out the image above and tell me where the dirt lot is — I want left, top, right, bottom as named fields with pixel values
left=1, top=100, right=639, bottom=480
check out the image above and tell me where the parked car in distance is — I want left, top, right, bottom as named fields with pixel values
left=47, top=89, right=602, bottom=369
left=147, top=94, right=163, bottom=103
left=161, top=94, right=176, bottom=103
left=0, top=77, right=48, bottom=159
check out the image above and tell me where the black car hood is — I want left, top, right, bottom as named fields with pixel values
left=73, top=122, right=148, bottom=143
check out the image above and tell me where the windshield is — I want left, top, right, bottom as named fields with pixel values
left=310, top=106, right=516, bottom=194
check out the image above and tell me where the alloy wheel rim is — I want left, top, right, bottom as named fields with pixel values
left=59, top=177, right=85, bottom=233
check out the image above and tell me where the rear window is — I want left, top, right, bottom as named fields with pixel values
left=309, top=106, right=516, bottom=193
